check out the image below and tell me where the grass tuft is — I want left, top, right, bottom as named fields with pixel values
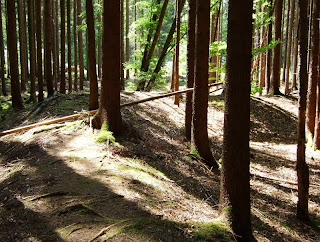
left=95, top=123, right=116, bottom=143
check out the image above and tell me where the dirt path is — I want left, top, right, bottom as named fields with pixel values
left=0, top=91, right=319, bottom=241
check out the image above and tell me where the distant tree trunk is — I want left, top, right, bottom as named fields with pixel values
left=271, top=0, right=283, bottom=95
left=266, top=0, right=273, bottom=94
left=7, top=0, right=23, bottom=110
left=86, top=0, right=99, bottom=110
left=60, top=0, right=66, bottom=94
left=77, top=0, right=84, bottom=90
left=74, top=0, right=78, bottom=91
left=17, top=0, right=28, bottom=91
left=185, top=0, right=196, bottom=141
left=120, top=0, right=125, bottom=90
left=174, top=0, right=181, bottom=106
left=97, top=14, right=102, bottom=80
left=0, top=0, right=7, bottom=96
left=259, top=26, right=267, bottom=95
left=306, top=0, right=319, bottom=137
left=44, top=0, right=54, bottom=97
left=67, top=0, right=72, bottom=92
left=297, top=0, right=310, bottom=222
left=27, top=0, right=36, bottom=102
left=314, top=0, right=320, bottom=149
left=191, top=0, right=218, bottom=169
left=281, top=0, right=291, bottom=85
left=36, top=0, right=44, bottom=102
left=134, top=0, right=137, bottom=76
left=93, top=0, right=122, bottom=135
left=220, top=0, right=253, bottom=239
left=55, top=0, right=60, bottom=91
left=285, top=0, right=296, bottom=94
left=292, top=6, right=299, bottom=90
left=52, top=1, right=58, bottom=91
left=125, top=0, right=130, bottom=80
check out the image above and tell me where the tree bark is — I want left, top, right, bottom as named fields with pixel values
left=191, top=0, right=218, bottom=169
left=185, top=0, right=196, bottom=141
left=86, top=0, right=99, bottom=110
left=17, top=0, right=28, bottom=91
left=36, top=0, right=44, bottom=102
left=174, top=0, right=181, bottom=106
left=271, top=0, right=283, bottom=95
left=7, top=0, right=23, bottom=110
left=266, top=0, right=273, bottom=94
left=292, top=5, right=299, bottom=90
left=74, top=0, right=78, bottom=91
left=125, top=0, right=130, bottom=79
left=44, top=0, right=54, bottom=97
left=297, top=0, right=310, bottom=222
left=120, top=0, right=125, bottom=90
left=306, top=0, right=319, bottom=137
left=93, top=0, right=122, bottom=135
left=220, top=0, right=253, bottom=239
left=60, top=0, right=66, bottom=94
left=77, top=0, right=84, bottom=90
left=0, top=0, right=7, bottom=96
left=27, top=0, right=36, bottom=102
left=67, top=0, right=72, bottom=92
left=281, top=0, right=291, bottom=85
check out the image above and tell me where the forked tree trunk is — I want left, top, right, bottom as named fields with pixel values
left=185, top=0, right=196, bottom=141
left=0, top=0, right=6, bottom=96
left=191, top=0, right=218, bottom=169
left=7, top=0, right=23, bottom=110
left=306, top=0, right=319, bottom=137
left=77, top=0, right=84, bottom=90
left=27, top=0, right=36, bottom=102
left=297, top=0, right=310, bottom=222
left=220, top=0, right=253, bottom=239
left=36, top=0, right=44, bottom=102
left=86, top=0, right=99, bottom=110
left=93, top=0, right=122, bottom=135
left=60, top=0, right=66, bottom=94
left=44, top=0, right=54, bottom=97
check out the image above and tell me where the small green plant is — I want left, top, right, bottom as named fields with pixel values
left=187, top=149, right=201, bottom=160
left=95, top=123, right=116, bottom=143
left=251, top=81, right=263, bottom=95
left=191, top=220, right=233, bottom=241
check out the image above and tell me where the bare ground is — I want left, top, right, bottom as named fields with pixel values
left=0, top=89, right=319, bottom=241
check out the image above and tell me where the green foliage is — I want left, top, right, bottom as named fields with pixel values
left=191, top=221, right=233, bottom=241
left=251, top=80, right=263, bottom=95
left=252, top=39, right=281, bottom=57
left=210, top=41, right=227, bottom=58
left=187, top=149, right=201, bottom=160
left=95, top=123, right=116, bottom=143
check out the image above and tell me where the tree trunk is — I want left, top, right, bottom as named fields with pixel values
left=17, top=0, right=28, bottom=91
left=97, top=14, right=102, bottom=80
left=7, top=0, right=23, bottom=110
left=67, top=0, right=72, bottom=92
left=120, top=0, right=125, bottom=90
left=125, top=0, right=130, bottom=80
left=27, top=0, right=36, bottom=102
left=44, top=0, right=54, bottom=97
left=271, top=0, right=283, bottom=95
left=297, top=0, right=310, bottom=222
left=306, top=0, right=319, bottom=137
left=281, top=0, right=291, bottom=85
left=74, top=0, right=78, bottom=91
left=77, top=0, right=84, bottom=90
left=86, top=0, right=99, bottom=110
left=292, top=5, right=299, bottom=90
left=36, top=0, right=44, bottom=102
left=219, top=0, right=253, bottom=239
left=55, top=0, right=60, bottom=91
left=60, top=0, right=66, bottom=94
left=174, top=0, right=181, bottom=106
left=93, top=0, right=122, bottom=135
left=314, top=0, right=320, bottom=149
left=191, top=0, right=218, bottom=169
left=0, top=0, right=7, bottom=96
left=185, top=0, right=196, bottom=141
left=266, top=0, right=273, bottom=94
left=52, top=1, right=57, bottom=91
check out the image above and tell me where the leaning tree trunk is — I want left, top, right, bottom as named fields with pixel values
left=7, top=0, right=23, bottom=110
left=220, top=0, right=254, bottom=239
left=185, top=0, right=196, bottom=141
left=296, top=0, right=310, bottom=223
left=86, top=0, right=99, bottom=110
left=191, top=0, right=218, bottom=169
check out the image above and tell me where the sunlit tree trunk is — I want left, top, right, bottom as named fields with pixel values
left=27, top=0, right=36, bottom=102
left=36, top=0, right=44, bottom=101
left=126, top=0, right=130, bottom=80
left=185, top=0, right=195, bottom=141
left=77, top=0, right=84, bottom=90
left=0, top=0, right=6, bottom=96
left=67, top=0, right=72, bottom=92
left=74, top=0, right=78, bottom=91
left=292, top=6, right=299, bottom=90
left=120, top=0, right=125, bottom=90
left=174, top=0, right=181, bottom=106
left=7, top=0, right=23, bottom=110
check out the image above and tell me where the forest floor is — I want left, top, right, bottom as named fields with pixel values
left=0, top=86, right=319, bottom=241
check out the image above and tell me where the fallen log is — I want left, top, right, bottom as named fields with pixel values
left=0, top=82, right=223, bottom=137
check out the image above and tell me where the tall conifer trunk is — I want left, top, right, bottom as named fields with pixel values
left=0, top=0, right=7, bottom=96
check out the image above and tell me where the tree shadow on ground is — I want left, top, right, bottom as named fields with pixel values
left=0, top=140, right=191, bottom=241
